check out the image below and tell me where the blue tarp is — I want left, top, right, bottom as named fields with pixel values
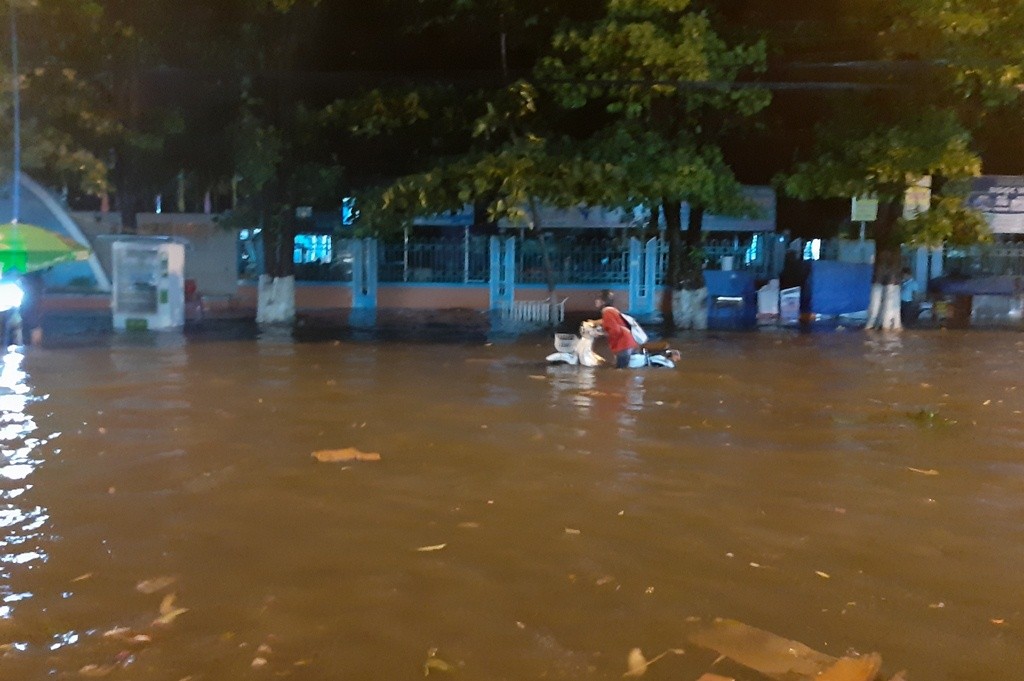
left=805, top=261, right=872, bottom=315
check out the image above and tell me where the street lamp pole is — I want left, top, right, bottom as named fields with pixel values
left=9, top=2, right=21, bottom=224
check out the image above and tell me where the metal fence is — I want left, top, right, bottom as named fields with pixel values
left=517, top=238, right=632, bottom=285
left=293, top=234, right=775, bottom=284
left=941, top=244, right=1024, bottom=278
left=378, top=237, right=489, bottom=283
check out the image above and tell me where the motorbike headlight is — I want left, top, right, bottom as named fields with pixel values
left=0, top=282, right=25, bottom=313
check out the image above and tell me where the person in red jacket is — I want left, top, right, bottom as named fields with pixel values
left=595, top=290, right=638, bottom=368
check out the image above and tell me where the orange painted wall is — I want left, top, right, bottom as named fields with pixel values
left=45, top=283, right=633, bottom=315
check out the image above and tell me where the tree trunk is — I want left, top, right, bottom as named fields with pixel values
left=528, top=199, right=560, bottom=327
left=257, top=192, right=297, bottom=324
left=115, top=183, right=142, bottom=233
left=256, top=274, right=295, bottom=325
left=864, top=200, right=903, bottom=331
left=115, top=20, right=144, bottom=234
left=663, top=200, right=681, bottom=329
left=665, top=199, right=708, bottom=330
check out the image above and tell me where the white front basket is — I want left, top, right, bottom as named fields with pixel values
left=553, top=333, right=577, bottom=353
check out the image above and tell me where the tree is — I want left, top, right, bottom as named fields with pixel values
left=225, top=0, right=351, bottom=324
left=779, top=0, right=1018, bottom=330
left=783, top=106, right=984, bottom=329
left=349, top=0, right=769, bottom=328
left=0, top=1, right=114, bottom=203
left=538, top=0, right=770, bottom=328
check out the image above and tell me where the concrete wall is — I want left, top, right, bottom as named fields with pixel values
left=72, top=212, right=239, bottom=297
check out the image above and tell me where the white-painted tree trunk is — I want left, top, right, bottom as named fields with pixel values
left=864, top=282, right=902, bottom=331
left=256, top=274, right=296, bottom=325
left=672, top=287, right=708, bottom=330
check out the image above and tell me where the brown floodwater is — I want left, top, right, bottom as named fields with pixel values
left=0, top=325, right=1023, bottom=680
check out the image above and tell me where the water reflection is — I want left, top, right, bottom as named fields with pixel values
left=0, top=350, right=46, bottom=622
left=546, top=365, right=599, bottom=414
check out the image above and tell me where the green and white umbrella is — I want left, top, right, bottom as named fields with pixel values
left=0, top=222, right=91, bottom=276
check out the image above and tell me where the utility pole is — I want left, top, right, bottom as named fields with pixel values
left=9, top=2, right=21, bottom=223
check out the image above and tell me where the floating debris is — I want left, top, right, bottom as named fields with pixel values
left=136, top=576, right=177, bottom=594
left=312, top=448, right=381, bottom=463
left=416, top=544, right=447, bottom=553
left=623, top=648, right=647, bottom=677
left=424, top=647, right=454, bottom=675
left=79, top=663, right=117, bottom=677
left=686, top=618, right=891, bottom=681
left=153, top=593, right=189, bottom=626
left=622, top=647, right=684, bottom=678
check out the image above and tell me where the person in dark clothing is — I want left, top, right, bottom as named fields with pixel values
left=18, top=271, right=45, bottom=345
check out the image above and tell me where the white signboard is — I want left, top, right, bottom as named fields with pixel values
left=903, top=176, right=932, bottom=220
left=851, top=196, right=878, bottom=222
left=968, top=175, right=1024, bottom=234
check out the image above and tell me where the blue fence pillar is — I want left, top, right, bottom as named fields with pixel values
left=489, top=236, right=515, bottom=310
left=351, top=238, right=378, bottom=310
left=914, top=246, right=929, bottom=290
left=929, top=246, right=944, bottom=280
left=628, top=237, right=659, bottom=318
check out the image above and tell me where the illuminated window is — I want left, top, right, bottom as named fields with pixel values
left=802, top=239, right=821, bottom=261
left=294, top=235, right=332, bottom=264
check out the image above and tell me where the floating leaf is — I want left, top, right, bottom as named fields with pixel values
left=815, top=571, right=831, bottom=579
left=623, top=648, right=647, bottom=677
left=424, top=658, right=454, bottom=675
left=136, top=576, right=177, bottom=594
left=312, top=448, right=381, bottom=463
left=424, top=648, right=454, bottom=676
left=416, top=544, right=447, bottom=552
left=79, top=664, right=117, bottom=677
left=153, top=593, right=189, bottom=626
left=686, top=618, right=838, bottom=679
left=102, top=627, right=151, bottom=644
left=817, top=654, right=881, bottom=681
left=564, top=528, right=581, bottom=535
left=907, top=467, right=939, bottom=476
left=623, top=648, right=684, bottom=677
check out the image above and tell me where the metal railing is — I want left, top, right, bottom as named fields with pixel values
left=498, top=298, right=566, bottom=325
left=941, top=244, right=1024, bottom=278
left=378, top=237, right=489, bottom=284
left=516, top=238, right=631, bottom=285
left=291, top=234, right=775, bottom=284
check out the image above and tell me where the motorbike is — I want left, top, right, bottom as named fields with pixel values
left=546, top=320, right=679, bottom=368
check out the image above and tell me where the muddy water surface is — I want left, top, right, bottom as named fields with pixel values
left=1, top=328, right=1023, bottom=680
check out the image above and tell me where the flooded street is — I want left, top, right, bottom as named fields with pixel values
left=1, top=326, right=1023, bottom=680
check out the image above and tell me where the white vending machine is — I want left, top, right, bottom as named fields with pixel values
left=111, top=239, right=186, bottom=331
